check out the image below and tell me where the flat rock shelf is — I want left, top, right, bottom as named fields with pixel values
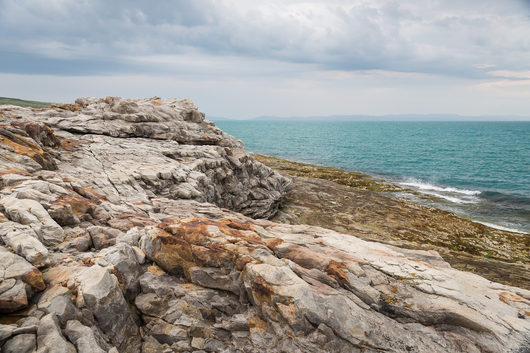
left=0, top=97, right=528, bottom=353
left=254, top=154, right=530, bottom=291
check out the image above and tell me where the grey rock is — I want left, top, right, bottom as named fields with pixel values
left=202, top=338, right=226, bottom=352
left=145, top=318, right=188, bottom=345
left=87, top=226, right=120, bottom=250
left=0, top=246, right=45, bottom=313
left=45, top=295, right=79, bottom=326
left=2, top=98, right=530, bottom=353
left=2, top=333, right=37, bottom=353
left=0, top=324, right=16, bottom=341
left=74, top=264, right=140, bottom=352
left=99, top=242, right=142, bottom=299
left=0, top=196, right=64, bottom=246
left=0, top=222, right=49, bottom=266
left=36, top=313, right=76, bottom=353
left=191, top=337, right=205, bottom=350
left=63, top=320, right=106, bottom=353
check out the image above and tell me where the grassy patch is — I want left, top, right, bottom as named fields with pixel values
left=0, top=97, right=51, bottom=108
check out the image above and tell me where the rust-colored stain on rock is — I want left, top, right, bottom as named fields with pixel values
left=235, top=255, right=253, bottom=271
left=159, top=217, right=263, bottom=246
left=498, top=291, right=530, bottom=316
left=147, top=265, right=166, bottom=276
left=266, top=238, right=284, bottom=251
left=52, top=193, right=96, bottom=217
left=251, top=275, right=274, bottom=302
left=325, top=260, right=350, bottom=286
left=107, top=212, right=153, bottom=231
left=20, top=268, right=46, bottom=291
left=151, top=218, right=267, bottom=277
left=247, top=316, right=269, bottom=332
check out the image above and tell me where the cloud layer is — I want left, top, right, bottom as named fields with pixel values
left=1, top=0, right=529, bottom=117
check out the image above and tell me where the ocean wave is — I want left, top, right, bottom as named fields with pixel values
left=400, top=180, right=481, bottom=196
left=475, top=221, right=528, bottom=234
left=420, top=191, right=478, bottom=204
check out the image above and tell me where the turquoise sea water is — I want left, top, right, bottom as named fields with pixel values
left=217, top=121, right=530, bottom=233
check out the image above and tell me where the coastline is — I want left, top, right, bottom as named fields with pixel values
left=253, top=153, right=530, bottom=289
left=2, top=98, right=530, bottom=352
left=217, top=120, right=530, bottom=235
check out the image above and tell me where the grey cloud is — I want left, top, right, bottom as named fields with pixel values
left=1, top=0, right=529, bottom=78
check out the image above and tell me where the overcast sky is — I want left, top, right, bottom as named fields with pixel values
left=1, top=0, right=530, bottom=118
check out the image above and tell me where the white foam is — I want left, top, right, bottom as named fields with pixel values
left=421, top=191, right=476, bottom=204
left=400, top=180, right=481, bottom=196
left=475, top=221, right=528, bottom=234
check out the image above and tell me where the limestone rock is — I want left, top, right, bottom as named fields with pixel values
left=2, top=333, right=37, bottom=353
left=36, top=313, right=76, bottom=353
left=99, top=242, right=142, bottom=299
left=0, top=196, right=64, bottom=246
left=87, top=226, right=120, bottom=250
left=63, top=320, right=106, bottom=353
left=0, top=324, right=17, bottom=341
left=1, top=98, right=529, bottom=353
left=0, top=221, right=49, bottom=266
left=0, top=246, right=45, bottom=313
left=73, top=264, right=140, bottom=352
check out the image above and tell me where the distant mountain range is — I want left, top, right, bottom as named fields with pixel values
left=209, top=114, right=530, bottom=122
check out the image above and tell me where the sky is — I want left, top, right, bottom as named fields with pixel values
left=1, top=0, right=530, bottom=119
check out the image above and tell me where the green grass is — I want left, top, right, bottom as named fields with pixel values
left=0, top=97, right=51, bottom=108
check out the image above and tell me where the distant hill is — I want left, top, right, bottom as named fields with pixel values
left=252, top=114, right=530, bottom=122
left=206, top=116, right=232, bottom=121
left=0, top=97, right=51, bottom=108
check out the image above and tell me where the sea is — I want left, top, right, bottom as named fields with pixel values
left=216, top=120, right=530, bottom=234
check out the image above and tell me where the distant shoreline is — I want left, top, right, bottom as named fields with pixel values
left=210, top=116, right=530, bottom=122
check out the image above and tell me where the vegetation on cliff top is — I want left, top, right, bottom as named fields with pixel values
left=0, top=97, right=51, bottom=108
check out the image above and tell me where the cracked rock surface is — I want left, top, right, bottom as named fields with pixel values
left=0, top=97, right=529, bottom=353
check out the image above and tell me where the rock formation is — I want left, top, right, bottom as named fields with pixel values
left=0, top=97, right=528, bottom=353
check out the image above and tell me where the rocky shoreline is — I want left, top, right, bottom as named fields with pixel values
left=254, top=154, right=530, bottom=290
left=0, top=97, right=529, bottom=352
